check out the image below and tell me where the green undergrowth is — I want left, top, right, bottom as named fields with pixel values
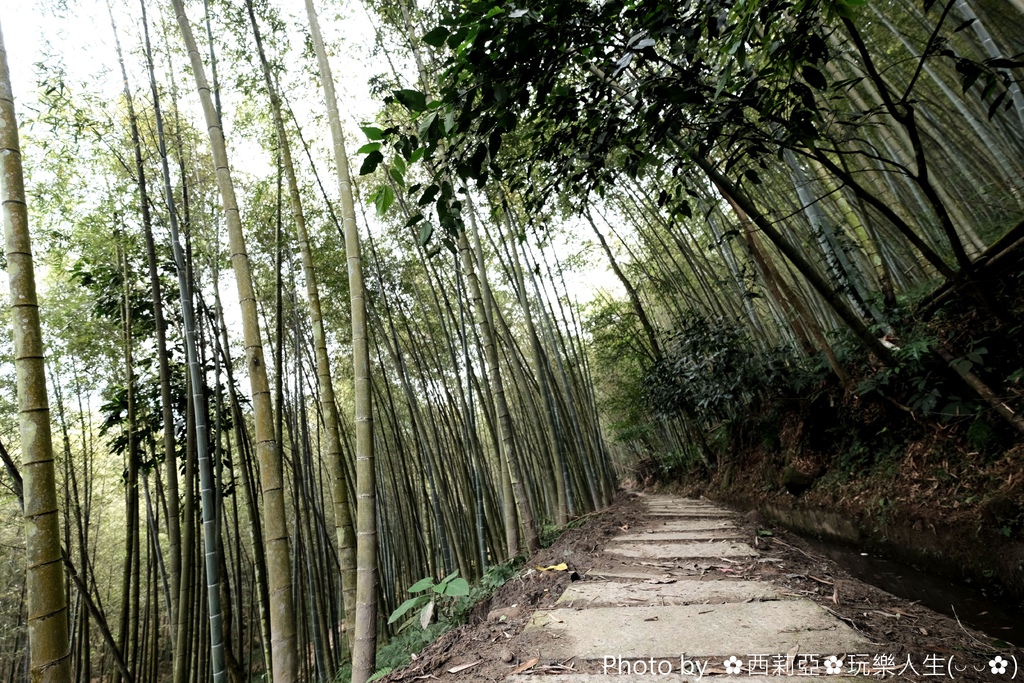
left=334, top=555, right=527, bottom=682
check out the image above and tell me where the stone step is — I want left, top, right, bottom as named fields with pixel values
left=555, top=579, right=780, bottom=607
left=584, top=568, right=692, bottom=582
left=640, top=519, right=739, bottom=532
left=647, top=510, right=737, bottom=518
left=615, top=530, right=745, bottom=542
left=646, top=501, right=720, bottom=508
left=523, top=600, right=871, bottom=659
left=606, top=540, right=758, bottom=559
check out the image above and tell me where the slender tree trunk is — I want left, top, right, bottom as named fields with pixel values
left=302, top=2, right=378, bottom=679
left=461, top=200, right=540, bottom=553
left=0, top=21, right=72, bottom=683
left=251, top=0, right=358, bottom=649
left=168, top=3, right=297, bottom=682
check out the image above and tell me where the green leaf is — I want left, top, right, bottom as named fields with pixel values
left=408, top=576, right=435, bottom=593
left=442, top=577, right=470, bottom=596
left=714, top=62, right=733, bottom=101
left=359, top=150, right=384, bottom=175
left=988, top=91, right=1008, bottom=119
left=418, top=112, right=438, bottom=141
left=394, top=89, right=428, bottom=112
left=422, top=26, right=450, bottom=47
left=388, top=595, right=429, bottom=624
left=390, top=167, right=405, bottom=188
left=357, top=142, right=382, bottom=155
left=833, top=0, right=865, bottom=19
left=373, top=185, right=395, bottom=216
left=801, top=65, right=828, bottom=91
left=418, top=222, right=434, bottom=247
left=953, top=18, right=976, bottom=32
left=360, top=125, right=384, bottom=141
left=418, top=184, right=440, bottom=206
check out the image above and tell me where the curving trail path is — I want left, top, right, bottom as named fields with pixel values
left=509, top=494, right=875, bottom=681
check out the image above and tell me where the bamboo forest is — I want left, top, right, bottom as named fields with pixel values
left=0, top=0, right=1022, bottom=680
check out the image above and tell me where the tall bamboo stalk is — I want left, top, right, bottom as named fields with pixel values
left=302, top=2, right=378, bottom=679
left=167, top=2, right=297, bottom=682
left=0, top=19, right=72, bottom=683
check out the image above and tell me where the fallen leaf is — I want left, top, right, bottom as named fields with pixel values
left=447, top=661, right=481, bottom=674
left=786, top=643, right=800, bottom=671
left=537, top=563, right=569, bottom=572
left=509, top=658, right=539, bottom=675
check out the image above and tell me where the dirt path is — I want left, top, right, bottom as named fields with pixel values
left=383, top=493, right=1019, bottom=682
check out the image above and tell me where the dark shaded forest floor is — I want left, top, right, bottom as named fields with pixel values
left=377, top=491, right=1017, bottom=682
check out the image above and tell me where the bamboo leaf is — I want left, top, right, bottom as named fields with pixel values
left=801, top=65, right=827, bottom=91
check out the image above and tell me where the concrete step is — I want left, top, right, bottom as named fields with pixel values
left=606, top=540, right=758, bottom=559
left=639, top=519, right=739, bottom=532
left=615, top=530, right=745, bottom=542
left=555, top=578, right=780, bottom=608
left=647, top=509, right=738, bottom=518
left=523, top=600, right=871, bottom=659
left=584, top=568, right=693, bottom=582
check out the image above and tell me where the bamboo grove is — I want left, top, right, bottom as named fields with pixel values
left=0, top=0, right=1022, bottom=681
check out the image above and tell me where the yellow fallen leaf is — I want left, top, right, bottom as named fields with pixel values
left=536, top=562, right=568, bottom=571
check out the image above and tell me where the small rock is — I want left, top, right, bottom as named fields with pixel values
left=499, top=649, right=514, bottom=663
